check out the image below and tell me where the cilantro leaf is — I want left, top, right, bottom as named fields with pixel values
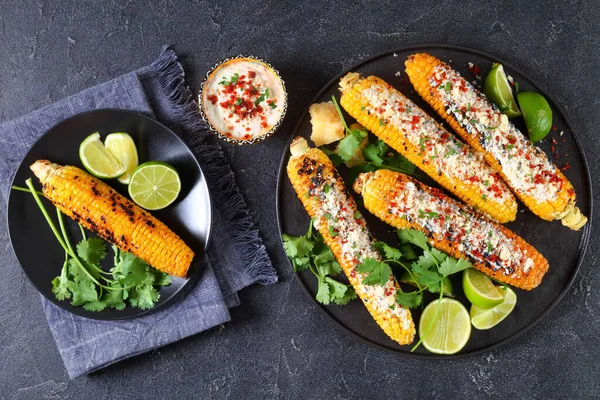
left=71, top=279, right=99, bottom=306
left=316, top=259, right=342, bottom=277
left=68, top=259, right=93, bottom=283
left=292, top=256, right=311, bottom=272
left=357, top=258, right=392, bottom=286
left=438, top=257, right=472, bottom=277
left=128, top=284, right=160, bottom=310
left=332, top=287, right=357, bottom=305
left=395, top=291, right=423, bottom=308
left=325, top=277, right=349, bottom=299
left=83, top=301, right=106, bottom=312
left=373, top=241, right=402, bottom=261
left=51, top=275, right=73, bottom=301
left=113, top=252, right=154, bottom=287
left=152, top=270, right=172, bottom=286
left=400, top=243, right=418, bottom=260
left=76, top=237, right=107, bottom=266
left=411, top=262, right=442, bottom=291
left=397, top=229, right=429, bottom=251
left=282, top=234, right=314, bottom=259
left=102, top=284, right=126, bottom=311
left=363, top=143, right=385, bottom=166
left=337, top=130, right=366, bottom=161
left=315, top=277, right=332, bottom=305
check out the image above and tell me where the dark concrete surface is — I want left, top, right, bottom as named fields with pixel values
left=1, top=1, right=599, bottom=399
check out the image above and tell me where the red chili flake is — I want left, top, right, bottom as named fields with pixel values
left=551, top=138, right=558, bottom=145
left=467, top=63, right=481, bottom=75
left=350, top=269, right=356, bottom=278
left=242, top=134, right=252, bottom=140
left=552, top=125, right=557, bottom=131
left=551, top=145, right=556, bottom=153
left=561, top=163, right=571, bottom=171
left=568, top=188, right=575, bottom=196
left=412, top=115, right=420, bottom=124
left=207, top=94, right=218, bottom=105
left=248, top=71, right=256, bottom=78
left=507, top=135, right=517, bottom=145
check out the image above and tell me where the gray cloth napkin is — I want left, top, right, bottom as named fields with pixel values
left=0, top=47, right=277, bottom=379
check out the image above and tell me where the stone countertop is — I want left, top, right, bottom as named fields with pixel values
left=1, top=1, right=599, bottom=398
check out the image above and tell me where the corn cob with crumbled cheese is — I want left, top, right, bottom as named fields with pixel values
left=339, top=72, right=517, bottom=224
left=286, top=138, right=415, bottom=345
left=353, top=169, right=548, bottom=290
left=30, top=160, right=194, bottom=277
left=405, top=53, right=587, bottom=230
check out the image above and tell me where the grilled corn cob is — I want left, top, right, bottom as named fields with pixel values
left=353, top=169, right=548, bottom=290
left=287, top=138, right=415, bottom=345
left=31, top=160, right=194, bottom=277
left=405, top=53, right=587, bottom=230
left=339, top=73, right=517, bottom=224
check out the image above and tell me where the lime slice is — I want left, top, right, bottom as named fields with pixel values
left=471, top=286, right=517, bottom=330
left=105, top=133, right=139, bottom=184
left=516, top=92, right=553, bottom=142
left=483, top=63, right=522, bottom=119
left=419, top=298, right=471, bottom=355
left=462, top=269, right=504, bottom=309
left=79, top=132, right=126, bottom=179
left=398, top=271, right=454, bottom=297
left=128, top=161, right=181, bottom=210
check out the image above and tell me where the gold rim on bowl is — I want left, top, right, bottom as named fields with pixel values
left=198, top=55, right=288, bottom=145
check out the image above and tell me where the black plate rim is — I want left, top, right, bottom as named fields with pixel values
left=275, top=43, right=593, bottom=359
left=7, top=108, right=213, bottom=320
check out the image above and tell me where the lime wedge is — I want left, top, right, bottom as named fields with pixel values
left=79, top=132, right=126, bottom=179
left=483, top=63, right=522, bottom=119
left=105, top=133, right=139, bottom=184
left=462, top=269, right=504, bottom=309
left=419, top=298, right=471, bottom=355
left=128, top=161, right=181, bottom=210
left=398, top=271, right=454, bottom=297
left=471, top=286, right=517, bottom=330
left=516, top=92, right=553, bottom=142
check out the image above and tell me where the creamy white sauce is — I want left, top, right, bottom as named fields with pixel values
left=431, top=64, right=563, bottom=203
left=359, top=83, right=513, bottom=205
left=202, top=59, right=285, bottom=140
left=311, top=173, right=411, bottom=328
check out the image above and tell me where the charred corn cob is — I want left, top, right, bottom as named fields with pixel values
left=31, top=160, right=194, bottom=277
left=287, top=138, right=415, bottom=345
left=339, top=73, right=517, bottom=224
left=405, top=53, right=587, bottom=230
left=353, top=169, right=548, bottom=290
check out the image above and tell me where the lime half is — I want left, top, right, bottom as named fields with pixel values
left=419, top=298, right=471, bottom=355
left=517, top=92, right=553, bottom=142
left=483, top=63, right=522, bottom=119
left=128, top=161, right=181, bottom=210
left=79, top=132, right=126, bottom=179
left=471, top=286, right=517, bottom=330
left=105, top=133, right=139, bottom=184
left=463, top=269, right=504, bottom=309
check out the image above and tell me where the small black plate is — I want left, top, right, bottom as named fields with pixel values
left=7, top=109, right=212, bottom=320
left=277, top=45, right=592, bottom=358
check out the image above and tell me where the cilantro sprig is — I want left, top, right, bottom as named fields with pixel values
left=283, top=221, right=357, bottom=305
left=355, top=228, right=472, bottom=352
left=18, top=181, right=172, bottom=312
left=323, top=96, right=420, bottom=181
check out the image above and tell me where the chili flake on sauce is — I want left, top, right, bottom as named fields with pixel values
left=202, top=58, right=286, bottom=141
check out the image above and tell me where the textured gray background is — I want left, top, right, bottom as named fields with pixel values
left=1, top=1, right=599, bottom=399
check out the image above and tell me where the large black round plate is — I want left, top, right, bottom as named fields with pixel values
left=8, top=109, right=212, bottom=320
left=277, top=45, right=592, bottom=358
